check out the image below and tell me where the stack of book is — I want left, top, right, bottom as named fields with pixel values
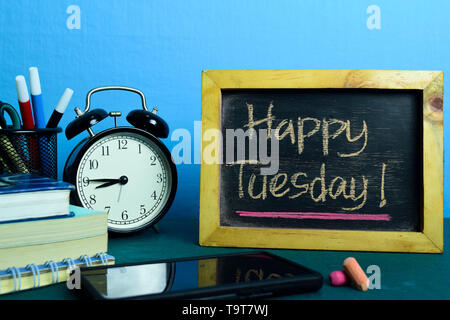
left=0, top=174, right=114, bottom=295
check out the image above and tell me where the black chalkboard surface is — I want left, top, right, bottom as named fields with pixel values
left=220, top=89, right=423, bottom=231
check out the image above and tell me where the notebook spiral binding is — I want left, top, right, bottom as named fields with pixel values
left=6, top=267, right=21, bottom=292
left=44, top=261, right=59, bottom=284
left=25, top=264, right=40, bottom=288
left=96, top=252, right=108, bottom=265
left=62, top=257, right=76, bottom=271
left=80, top=254, right=93, bottom=267
left=1, top=253, right=113, bottom=294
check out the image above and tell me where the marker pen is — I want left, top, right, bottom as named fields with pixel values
left=15, top=75, right=35, bottom=129
left=29, top=67, right=46, bottom=128
left=46, top=88, right=73, bottom=128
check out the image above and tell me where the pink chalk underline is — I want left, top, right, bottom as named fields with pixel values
left=236, top=211, right=391, bottom=221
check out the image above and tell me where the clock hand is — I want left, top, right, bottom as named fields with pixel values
left=96, top=180, right=120, bottom=189
left=95, top=176, right=129, bottom=189
left=90, top=178, right=121, bottom=183
left=117, top=184, right=123, bottom=203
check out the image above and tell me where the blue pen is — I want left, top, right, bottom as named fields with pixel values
left=29, top=67, right=46, bottom=128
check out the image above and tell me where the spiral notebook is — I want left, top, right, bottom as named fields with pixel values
left=0, top=253, right=115, bottom=295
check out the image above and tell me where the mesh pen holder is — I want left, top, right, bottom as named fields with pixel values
left=0, top=128, right=61, bottom=179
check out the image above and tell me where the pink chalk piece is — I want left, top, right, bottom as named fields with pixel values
left=329, top=270, right=348, bottom=286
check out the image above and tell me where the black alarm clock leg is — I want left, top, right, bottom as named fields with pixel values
left=152, top=224, right=160, bottom=234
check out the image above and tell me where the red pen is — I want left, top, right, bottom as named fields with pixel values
left=15, top=75, right=35, bottom=129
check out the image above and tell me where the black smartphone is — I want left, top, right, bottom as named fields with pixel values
left=78, top=251, right=323, bottom=300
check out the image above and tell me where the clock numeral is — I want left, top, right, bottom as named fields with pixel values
left=105, top=206, right=111, bottom=214
left=156, top=173, right=163, bottom=183
left=82, top=177, right=90, bottom=187
left=151, top=191, right=157, bottom=200
left=89, top=159, right=99, bottom=170
left=102, top=146, right=110, bottom=156
left=140, top=204, right=146, bottom=214
left=138, top=144, right=142, bottom=154
left=118, top=139, right=128, bottom=150
left=122, top=210, right=128, bottom=220
left=150, top=155, right=156, bottom=165
left=89, top=194, right=96, bottom=205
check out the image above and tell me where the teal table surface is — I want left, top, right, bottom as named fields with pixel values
left=2, top=218, right=449, bottom=300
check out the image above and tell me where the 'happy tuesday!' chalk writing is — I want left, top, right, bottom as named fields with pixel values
left=231, top=102, right=389, bottom=221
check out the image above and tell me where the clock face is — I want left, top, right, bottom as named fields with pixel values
left=75, top=130, right=174, bottom=232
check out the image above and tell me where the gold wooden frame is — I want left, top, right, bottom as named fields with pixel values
left=199, top=70, right=443, bottom=253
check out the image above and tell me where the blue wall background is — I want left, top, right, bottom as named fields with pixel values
left=0, top=0, right=447, bottom=218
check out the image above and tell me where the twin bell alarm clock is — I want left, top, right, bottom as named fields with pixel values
left=63, top=86, right=177, bottom=233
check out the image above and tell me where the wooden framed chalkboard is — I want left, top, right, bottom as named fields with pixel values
left=199, top=70, right=443, bottom=253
